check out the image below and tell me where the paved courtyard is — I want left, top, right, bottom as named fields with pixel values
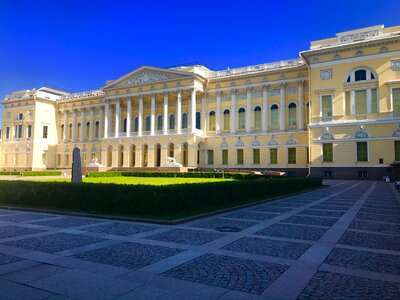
left=0, top=180, right=400, bottom=299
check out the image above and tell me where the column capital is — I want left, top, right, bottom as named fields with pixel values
left=246, top=86, right=252, bottom=92
left=263, top=84, right=269, bottom=91
left=163, top=91, right=168, bottom=97
left=151, top=92, right=156, bottom=98
left=176, top=89, right=182, bottom=95
left=298, top=80, right=305, bottom=86
left=139, top=94, right=143, bottom=100
left=280, top=82, right=287, bottom=88
left=191, top=88, right=198, bottom=94
left=230, top=89, right=237, bottom=95
left=216, top=91, right=222, bottom=96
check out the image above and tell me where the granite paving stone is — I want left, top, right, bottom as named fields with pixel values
left=338, top=230, right=400, bottom=251
left=31, top=217, right=105, bottom=228
left=0, top=278, right=55, bottom=300
left=0, top=225, right=45, bottom=239
left=2, top=263, right=68, bottom=283
left=281, top=215, right=339, bottom=227
left=309, top=205, right=348, bottom=211
left=349, top=220, right=400, bottom=235
left=191, top=218, right=258, bottom=232
left=255, top=223, right=329, bottom=241
left=72, top=242, right=182, bottom=270
left=298, top=209, right=345, bottom=218
left=0, top=213, right=58, bottom=223
left=81, top=222, right=159, bottom=236
left=0, top=253, right=24, bottom=265
left=266, top=202, right=305, bottom=208
left=355, top=212, right=400, bottom=223
left=250, top=206, right=293, bottom=213
left=144, top=228, right=224, bottom=246
left=360, top=207, right=400, bottom=215
left=222, top=236, right=312, bottom=259
left=162, top=253, right=288, bottom=295
left=224, top=211, right=280, bottom=221
left=2, top=233, right=107, bottom=253
left=298, top=271, right=400, bottom=299
left=324, top=247, right=400, bottom=275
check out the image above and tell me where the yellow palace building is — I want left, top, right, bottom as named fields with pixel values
left=1, top=24, right=400, bottom=180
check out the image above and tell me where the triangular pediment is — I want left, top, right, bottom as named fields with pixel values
left=104, top=66, right=194, bottom=89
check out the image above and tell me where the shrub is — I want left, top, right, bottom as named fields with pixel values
left=21, top=171, right=62, bottom=177
left=0, top=171, right=21, bottom=175
left=0, top=177, right=322, bottom=217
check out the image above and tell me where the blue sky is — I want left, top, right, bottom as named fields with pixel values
left=0, top=0, right=399, bottom=101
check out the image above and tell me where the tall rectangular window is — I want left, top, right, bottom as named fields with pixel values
left=42, top=153, right=46, bottom=165
left=355, top=90, right=367, bottom=115
left=371, top=89, right=377, bottom=113
left=253, top=148, right=260, bottom=164
left=222, top=149, right=228, bottom=165
left=17, top=125, right=23, bottom=138
left=5, top=127, right=10, bottom=139
left=345, top=91, right=351, bottom=115
left=357, top=142, right=368, bottom=162
left=43, top=126, right=48, bottom=139
left=57, top=154, right=61, bottom=166
left=65, top=154, right=70, bottom=166
left=237, top=149, right=244, bottom=165
left=27, top=125, right=32, bottom=138
left=323, top=143, right=333, bottom=162
left=321, top=95, right=332, bottom=117
left=288, top=148, right=296, bottom=164
left=395, top=141, right=400, bottom=161
left=306, top=146, right=310, bottom=164
left=207, top=150, right=214, bottom=165
left=270, top=148, right=277, bottom=164
left=393, top=88, right=400, bottom=112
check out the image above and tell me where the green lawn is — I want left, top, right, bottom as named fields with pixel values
left=34, top=176, right=233, bottom=185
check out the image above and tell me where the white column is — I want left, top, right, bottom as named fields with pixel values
left=63, top=111, right=68, bottom=142
left=191, top=89, right=197, bottom=133
left=201, top=96, right=207, bottom=132
left=246, top=87, right=252, bottom=133
left=126, top=96, right=131, bottom=137
left=72, top=109, right=77, bottom=142
left=262, top=86, right=268, bottom=132
left=104, top=100, right=109, bottom=138
left=298, top=81, right=304, bottom=130
left=216, top=92, right=221, bottom=134
left=138, top=95, right=143, bottom=137
left=115, top=98, right=120, bottom=137
left=280, top=83, right=286, bottom=131
left=231, top=89, right=236, bottom=134
left=150, top=93, right=155, bottom=136
left=80, top=109, right=85, bottom=142
left=367, top=89, right=372, bottom=114
left=177, top=90, right=182, bottom=134
left=99, top=107, right=104, bottom=138
left=163, top=92, right=168, bottom=135
left=350, top=91, right=355, bottom=115
left=89, top=107, right=94, bottom=141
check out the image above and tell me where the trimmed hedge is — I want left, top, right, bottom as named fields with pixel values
left=87, top=171, right=269, bottom=180
left=0, top=171, right=21, bottom=175
left=21, top=171, right=62, bottom=177
left=0, top=177, right=322, bottom=217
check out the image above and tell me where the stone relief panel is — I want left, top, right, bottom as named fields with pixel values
left=391, top=60, right=400, bottom=71
left=320, top=69, right=332, bottom=80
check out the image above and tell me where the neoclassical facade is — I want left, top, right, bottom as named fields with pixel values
left=2, top=24, right=400, bottom=179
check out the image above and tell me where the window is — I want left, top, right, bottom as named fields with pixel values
left=346, top=89, right=378, bottom=115
left=346, top=68, right=376, bottom=83
left=134, top=117, right=139, bottom=132
left=60, top=124, right=64, bottom=139
left=237, top=149, right=244, bottom=164
left=321, top=95, right=332, bottom=117
left=288, top=148, right=296, bottom=164
left=323, top=143, right=333, bottom=162
left=223, top=109, right=230, bottom=131
left=18, top=113, right=23, bottom=120
left=207, top=149, right=214, bottom=164
left=86, top=122, right=90, bottom=138
left=358, top=171, right=368, bottom=179
left=57, top=154, right=61, bottom=166
left=270, top=105, right=279, bottom=130
left=253, top=148, right=260, bottom=164
left=145, top=116, right=151, bottom=131
left=306, top=146, right=309, bottom=164
left=196, top=112, right=201, bottom=129
left=254, top=106, right=261, bottom=129
left=393, top=88, right=400, bottom=112
left=17, top=125, right=23, bottom=138
left=157, top=115, right=163, bottom=131
left=270, top=148, right=277, bottom=164
left=222, top=149, right=228, bottom=165
left=371, top=89, right=377, bottom=113
left=182, top=113, right=188, bottom=129
left=355, top=90, right=367, bottom=115
left=95, top=121, right=100, bottom=137
left=324, top=170, right=333, bottom=178
left=355, top=70, right=367, bottom=81
left=395, top=141, right=400, bottom=161
left=123, top=118, right=127, bottom=133
left=76, top=123, right=81, bottom=139
left=43, top=126, right=48, bottom=139
left=42, top=153, right=46, bottom=165
left=288, top=103, right=297, bottom=127
left=65, top=154, right=70, bottom=166
left=306, top=102, right=310, bottom=125
left=238, top=108, right=245, bottom=130
left=6, top=127, right=10, bottom=139
left=345, top=91, right=351, bottom=115
left=357, top=142, right=368, bottom=162
left=209, top=111, right=216, bottom=131
left=169, top=114, right=175, bottom=130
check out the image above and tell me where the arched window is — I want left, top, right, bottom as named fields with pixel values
left=223, top=109, right=230, bottom=131
left=196, top=112, right=201, bottom=129
left=254, top=106, right=261, bottom=129
left=288, top=103, right=297, bottom=128
left=86, top=122, right=90, bottom=139
left=346, top=68, right=376, bottom=82
left=95, top=121, right=100, bottom=138
left=209, top=111, right=216, bottom=131
left=157, top=115, right=163, bottom=131
left=169, top=114, right=175, bottom=130
left=270, top=104, right=279, bottom=130
left=182, top=113, right=188, bottom=129
left=134, top=117, right=139, bottom=132
left=77, top=123, right=81, bottom=139
left=238, top=108, right=245, bottom=130
left=145, top=116, right=151, bottom=132
left=123, top=118, right=127, bottom=133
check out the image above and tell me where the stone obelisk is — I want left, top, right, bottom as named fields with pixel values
left=71, top=147, right=83, bottom=183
